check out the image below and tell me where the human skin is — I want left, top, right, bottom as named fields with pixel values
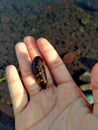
left=6, top=36, right=98, bottom=130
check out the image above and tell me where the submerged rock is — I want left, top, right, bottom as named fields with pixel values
left=79, top=71, right=91, bottom=82
left=80, top=83, right=92, bottom=91
left=83, top=91, right=93, bottom=104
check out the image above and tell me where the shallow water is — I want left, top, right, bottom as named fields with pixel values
left=0, top=0, right=98, bottom=129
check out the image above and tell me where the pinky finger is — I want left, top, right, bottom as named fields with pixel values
left=6, top=65, right=28, bottom=116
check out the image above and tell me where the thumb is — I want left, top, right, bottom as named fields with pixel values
left=91, top=63, right=98, bottom=115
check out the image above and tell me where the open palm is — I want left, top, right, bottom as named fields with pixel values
left=6, top=36, right=98, bottom=130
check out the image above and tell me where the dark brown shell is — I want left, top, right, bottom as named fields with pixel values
left=32, top=56, right=47, bottom=89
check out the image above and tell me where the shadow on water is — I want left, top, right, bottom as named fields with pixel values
left=75, top=0, right=98, bottom=12
left=79, top=57, right=98, bottom=69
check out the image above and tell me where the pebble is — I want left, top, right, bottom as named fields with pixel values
left=80, top=83, right=92, bottom=91
left=1, top=16, right=10, bottom=23
left=79, top=71, right=91, bottom=82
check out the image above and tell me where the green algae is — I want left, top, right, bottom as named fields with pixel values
left=81, top=17, right=90, bottom=25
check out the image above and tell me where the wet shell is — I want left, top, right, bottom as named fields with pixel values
left=32, top=56, right=47, bottom=89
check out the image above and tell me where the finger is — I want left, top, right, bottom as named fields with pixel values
left=24, top=36, right=41, bottom=59
left=6, top=65, right=28, bottom=115
left=37, top=38, right=73, bottom=85
left=24, top=36, right=54, bottom=87
left=91, top=63, right=98, bottom=115
left=15, top=42, right=40, bottom=95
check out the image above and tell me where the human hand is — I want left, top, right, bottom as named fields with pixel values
left=6, top=36, right=98, bottom=130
